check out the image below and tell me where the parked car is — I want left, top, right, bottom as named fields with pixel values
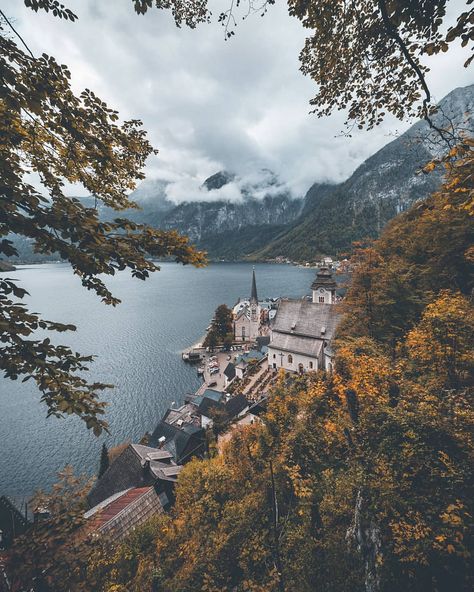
left=210, top=367, right=219, bottom=375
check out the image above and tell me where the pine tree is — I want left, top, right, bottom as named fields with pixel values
left=98, top=443, right=109, bottom=478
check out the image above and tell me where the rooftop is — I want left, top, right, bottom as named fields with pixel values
left=270, top=332, right=324, bottom=358
left=311, top=266, right=337, bottom=290
left=149, top=420, right=205, bottom=464
left=163, top=403, right=201, bottom=428
left=87, top=443, right=181, bottom=507
left=272, top=300, right=341, bottom=341
left=86, top=486, right=164, bottom=540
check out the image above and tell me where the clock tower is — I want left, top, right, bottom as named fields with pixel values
left=311, top=267, right=337, bottom=304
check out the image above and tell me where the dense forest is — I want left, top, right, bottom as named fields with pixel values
left=8, top=141, right=473, bottom=592
left=2, top=1, right=473, bottom=591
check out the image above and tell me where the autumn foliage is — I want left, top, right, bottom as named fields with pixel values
left=9, top=140, right=471, bottom=591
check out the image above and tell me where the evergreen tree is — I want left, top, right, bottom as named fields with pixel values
left=98, top=443, right=109, bottom=478
left=203, top=304, right=234, bottom=349
left=214, top=304, right=233, bottom=341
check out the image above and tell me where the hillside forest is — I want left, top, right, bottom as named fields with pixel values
left=7, top=140, right=473, bottom=592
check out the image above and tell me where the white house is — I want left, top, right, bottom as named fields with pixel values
left=268, top=267, right=341, bottom=373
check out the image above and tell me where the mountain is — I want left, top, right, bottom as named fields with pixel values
left=5, top=171, right=303, bottom=263
left=126, top=169, right=304, bottom=259
left=5, top=85, right=472, bottom=264
left=251, top=84, right=474, bottom=261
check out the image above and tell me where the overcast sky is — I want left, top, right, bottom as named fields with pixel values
left=6, top=0, right=474, bottom=201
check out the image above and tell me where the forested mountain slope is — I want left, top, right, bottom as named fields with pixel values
left=14, top=136, right=472, bottom=592
left=252, top=84, right=474, bottom=261
left=5, top=172, right=303, bottom=262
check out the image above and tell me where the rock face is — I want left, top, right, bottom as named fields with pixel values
left=5, top=85, right=472, bottom=263
left=346, top=490, right=382, bottom=592
left=253, top=84, right=474, bottom=261
left=160, top=192, right=302, bottom=244
left=127, top=169, right=304, bottom=259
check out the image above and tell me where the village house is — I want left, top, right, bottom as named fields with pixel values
left=85, top=486, right=165, bottom=540
left=234, top=348, right=267, bottom=379
left=149, top=404, right=206, bottom=465
left=268, top=267, right=341, bottom=373
left=223, top=362, right=236, bottom=388
left=87, top=443, right=181, bottom=509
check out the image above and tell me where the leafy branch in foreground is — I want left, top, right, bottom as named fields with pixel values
left=132, top=0, right=473, bottom=134
left=0, top=16, right=206, bottom=434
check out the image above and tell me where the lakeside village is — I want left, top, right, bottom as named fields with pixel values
left=0, top=260, right=346, bottom=551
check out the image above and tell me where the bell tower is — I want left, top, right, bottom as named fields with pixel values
left=311, top=267, right=336, bottom=304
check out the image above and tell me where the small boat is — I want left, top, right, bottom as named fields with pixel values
left=197, top=366, right=205, bottom=375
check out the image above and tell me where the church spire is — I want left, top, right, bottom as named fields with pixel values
left=250, top=267, right=258, bottom=304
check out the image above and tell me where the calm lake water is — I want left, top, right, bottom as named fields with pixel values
left=0, top=262, right=317, bottom=500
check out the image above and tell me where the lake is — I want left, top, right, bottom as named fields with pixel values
left=0, top=262, right=317, bottom=500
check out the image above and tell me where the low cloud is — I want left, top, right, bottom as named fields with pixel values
left=9, top=0, right=474, bottom=201
left=161, top=168, right=295, bottom=204
left=165, top=177, right=242, bottom=203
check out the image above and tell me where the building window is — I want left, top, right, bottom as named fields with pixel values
left=273, top=353, right=276, bottom=359
left=309, top=361, right=313, bottom=369
left=242, top=326, right=245, bottom=339
left=288, top=354, right=293, bottom=364
left=319, top=296, right=325, bottom=303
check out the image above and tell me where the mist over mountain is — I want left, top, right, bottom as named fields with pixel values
left=252, top=84, right=474, bottom=261
left=4, top=85, right=472, bottom=264
left=127, top=169, right=304, bottom=259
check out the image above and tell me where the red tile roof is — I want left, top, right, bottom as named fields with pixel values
left=89, top=487, right=152, bottom=531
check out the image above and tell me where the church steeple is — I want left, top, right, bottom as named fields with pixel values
left=250, top=267, right=258, bottom=305
left=311, top=266, right=336, bottom=304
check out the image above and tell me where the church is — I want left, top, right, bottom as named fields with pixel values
left=233, top=268, right=261, bottom=342
left=268, top=267, right=341, bottom=373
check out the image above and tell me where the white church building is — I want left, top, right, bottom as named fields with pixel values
left=233, top=268, right=261, bottom=342
left=268, top=267, right=341, bottom=373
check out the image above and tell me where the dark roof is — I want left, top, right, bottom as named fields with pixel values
left=202, top=389, right=224, bottom=402
left=198, top=396, right=224, bottom=418
left=225, top=393, right=249, bottom=418
left=272, top=300, right=341, bottom=341
left=149, top=421, right=205, bottom=464
left=235, top=349, right=266, bottom=365
left=311, top=267, right=337, bottom=290
left=256, top=335, right=270, bottom=349
left=0, top=496, right=29, bottom=547
left=87, top=444, right=180, bottom=507
left=223, top=362, right=236, bottom=380
left=86, top=486, right=164, bottom=540
left=247, top=397, right=268, bottom=416
left=250, top=267, right=258, bottom=304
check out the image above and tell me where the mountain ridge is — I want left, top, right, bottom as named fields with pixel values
left=5, top=85, right=472, bottom=264
left=250, top=84, right=474, bottom=261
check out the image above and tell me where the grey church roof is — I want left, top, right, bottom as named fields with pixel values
left=270, top=332, right=324, bottom=358
left=272, top=300, right=341, bottom=341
